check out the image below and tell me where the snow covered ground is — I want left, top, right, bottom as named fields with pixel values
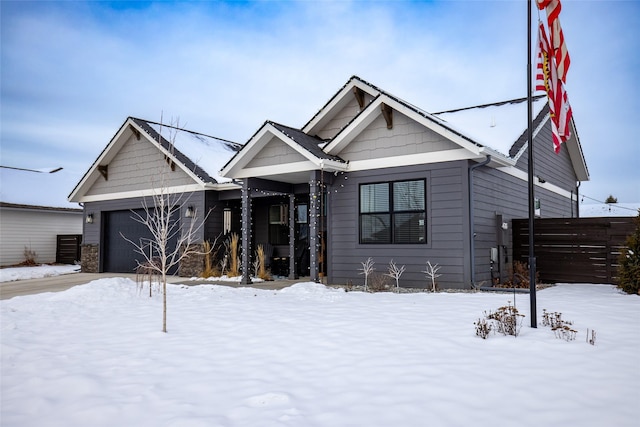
left=1, top=277, right=638, bottom=427
left=0, top=264, right=80, bottom=282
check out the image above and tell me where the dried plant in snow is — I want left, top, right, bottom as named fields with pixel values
left=358, top=257, right=375, bottom=292
left=255, top=244, right=271, bottom=280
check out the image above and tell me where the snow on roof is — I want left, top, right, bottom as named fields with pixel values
left=0, top=167, right=82, bottom=209
left=580, top=203, right=640, bottom=218
left=433, top=97, right=547, bottom=156
left=146, top=122, right=239, bottom=183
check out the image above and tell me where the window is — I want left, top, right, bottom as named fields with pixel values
left=269, top=204, right=289, bottom=245
left=359, top=179, right=426, bottom=244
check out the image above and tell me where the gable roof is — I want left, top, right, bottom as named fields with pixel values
left=222, top=75, right=588, bottom=182
left=68, top=117, right=241, bottom=203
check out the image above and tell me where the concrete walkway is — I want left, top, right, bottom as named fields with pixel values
left=0, top=273, right=305, bottom=300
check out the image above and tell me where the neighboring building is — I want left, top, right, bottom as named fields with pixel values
left=69, top=76, right=589, bottom=288
left=0, top=202, right=83, bottom=266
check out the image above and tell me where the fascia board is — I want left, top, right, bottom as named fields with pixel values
left=210, top=182, right=241, bottom=191
left=222, top=123, right=325, bottom=179
left=324, top=97, right=384, bottom=155
left=479, top=147, right=517, bottom=167
left=565, top=120, right=590, bottom=181
left=226, top=160, right=320, bottom=179
left=75, top=183, right=207, bottom=203
left=496, top=166, right=575, bottom=199
left=345, top=148, right=477, bottom=172
left=220, top=125, right=275, bottom=178
left=512, top=114, right=549, bottom=162
left=69, top=118, right=136, bottom=202
left=136, top=121, right=207, bottom=186
left=302, top=78, right=381, bottom=135
left=382, top=96, right=483, bottom=156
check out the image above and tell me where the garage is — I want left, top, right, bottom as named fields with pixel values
left=103, top=209, right=179, bottom=274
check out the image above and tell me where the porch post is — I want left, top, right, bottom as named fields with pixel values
left=309, top=171, right=321, bottom=282
left=288, top=193, right=298, bottom=280
left=241, top=179, right=252, bottom=285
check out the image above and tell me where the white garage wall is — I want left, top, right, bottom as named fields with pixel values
left=0, top=205, right=83, bottom=266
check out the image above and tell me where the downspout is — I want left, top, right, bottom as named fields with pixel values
left=576, top=181, right=581, bottom=218
left=468, top=155, right=491, bottom=288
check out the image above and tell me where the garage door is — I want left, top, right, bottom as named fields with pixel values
left=103, top=209, right=179, bottom=274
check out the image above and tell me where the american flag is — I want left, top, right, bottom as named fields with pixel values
left=537, top=0, right=570, bottom=83
left=535, top=22, right=573, bottom=154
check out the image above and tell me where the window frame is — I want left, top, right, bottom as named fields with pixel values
left=359, top=178, right=427, bottom=245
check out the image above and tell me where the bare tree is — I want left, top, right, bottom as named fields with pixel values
left=121, top=118, right=211, bottom=333
left=385, top=259, right=406, bottom=293
left=358, top=257, right=375, bottom=292
left=422, top=261, right=441, bottom=292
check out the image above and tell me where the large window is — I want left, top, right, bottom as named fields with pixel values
left=359, top=179, right=426, bottom=244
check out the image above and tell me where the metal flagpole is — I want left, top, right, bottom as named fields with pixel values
left=527, top=0, right=538, bottom=328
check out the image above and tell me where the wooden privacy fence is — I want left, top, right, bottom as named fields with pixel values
left=56, top=234, right=82, bottom=264
left=512, top=217, right=636, bottom=284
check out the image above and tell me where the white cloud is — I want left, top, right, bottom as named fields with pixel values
left=1, top=0, right=639, bottom=205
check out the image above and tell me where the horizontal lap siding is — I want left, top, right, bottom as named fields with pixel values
left=0, top=209, right=82, bottom=266
left=327, top=162, right=470, bottom=289
left=472, top=127, right=579, bottom=283
left=87, top=134, right=194, bottom=197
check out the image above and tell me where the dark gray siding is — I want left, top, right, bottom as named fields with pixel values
left=471, top=126, right=579, bottom=284
left=516, top=119, right=579, bottom=194
left=326, top=161, right=471, bottom=289
left=83, top=191, right=214, bottom=272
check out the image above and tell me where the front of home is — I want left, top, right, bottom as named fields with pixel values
left=69, top=76, right=588, bottom=288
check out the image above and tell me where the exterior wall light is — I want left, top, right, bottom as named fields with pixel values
left=86, top=213, right=94, bottom=224
left=185, top=206, right=195, bottom=218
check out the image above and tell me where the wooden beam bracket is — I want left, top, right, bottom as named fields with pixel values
left=381, top=103, right=393, bottom=129
left=129, top=124, right=141, bottom=141
left=353, top=87, right=365, bottom=109
left=98, top=164, right=108, bottom=180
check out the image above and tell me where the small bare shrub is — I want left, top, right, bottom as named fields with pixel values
left=586, top=328, right=597, bottom=346
left=422, top=261, right=441, bottom=292
left=385, top=260, right=406, bottom=293
left=542, top=309, right=577, bottom=341
left=368, top=272, right=391, bottom=292
left=474, top=317, right=493, bottom=339
left=22, top=246, right=37, bottom=266
left=358, top=257, right=375, bottom=292
left=486, top=301, right=524, bottom=337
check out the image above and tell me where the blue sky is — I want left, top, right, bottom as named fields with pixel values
left=1, top=0, right=639, bottom=207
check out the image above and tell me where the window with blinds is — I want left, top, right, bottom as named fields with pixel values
left=359, top=179, right=426, bottom=244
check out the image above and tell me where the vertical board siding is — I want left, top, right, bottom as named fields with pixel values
left=512, top=217, right=636, bottom=284
left=0, top=208, right=82, bottom=266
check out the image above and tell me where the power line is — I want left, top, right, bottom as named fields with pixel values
left=580, top=193, right=639, bottom=212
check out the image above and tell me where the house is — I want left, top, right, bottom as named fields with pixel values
left=0, top=168, right=83, bottom=266
left=69, top=76, right=589, bottom=288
